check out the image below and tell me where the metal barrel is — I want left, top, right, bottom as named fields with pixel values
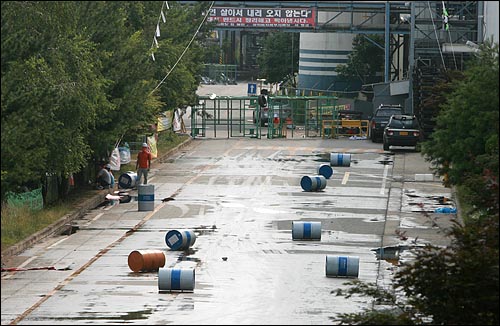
left=300, top=175, right=327, bottom=192
left=127, top=250, right=165, bottom=272
left=138, top=184, right=154, bottom=211
left=325, top=255, right=359, bottom=277
left=317, top=164, right=334, bottom=179
left=292, top=221, right=322, bottom=240
left=118, top=171, right=137, bottom=189
left=158, top=268, right=195, bottom=292
left=165, top=229, right=197, bottom=251
left=330, top=153, right=351, bottom=167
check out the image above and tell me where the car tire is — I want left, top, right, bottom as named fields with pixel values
left=383, top=142, right=390, bottom=151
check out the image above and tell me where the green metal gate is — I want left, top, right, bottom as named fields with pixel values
left=191, top=95, right=338, bottom=139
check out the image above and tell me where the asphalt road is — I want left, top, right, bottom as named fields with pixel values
left=1, top=82, right=459, bottom=325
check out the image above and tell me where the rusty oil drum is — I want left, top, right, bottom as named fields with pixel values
left=127, top=249, right=166, bottom=272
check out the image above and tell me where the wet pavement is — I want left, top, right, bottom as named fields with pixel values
left=1, top=138, right=459, bottom=325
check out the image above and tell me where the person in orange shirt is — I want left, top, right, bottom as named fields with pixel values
left=136, top=143, right=152, bottom=185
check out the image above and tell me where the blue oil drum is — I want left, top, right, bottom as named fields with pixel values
left=165, top=229, right=196, bottom=251
left=317, top=164, right=334, bottom=179
left=300, top=175, right=327, bottom=192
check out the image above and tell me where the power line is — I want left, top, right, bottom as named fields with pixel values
left=151, top=1, right=215, bottom=94
left=427, top=1, right=447, bottom=71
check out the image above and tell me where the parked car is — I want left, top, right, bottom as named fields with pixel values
left=383, top=114, right=423, bottom=151
left=370, top=104, right=404, bottom=142
left=253, top=99, right=292, bottom=127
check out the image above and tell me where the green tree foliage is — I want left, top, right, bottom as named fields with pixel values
left=334, top=41, right=499, bottom=325
left=257, top=32, right=299, bottom=84
left=1, top=1, right=111, bottom=197
left=421, top=40, right=499, bottom=217
left=1, top=1, right=214, bottom=199
left=336, top=34, right=385, bottom=84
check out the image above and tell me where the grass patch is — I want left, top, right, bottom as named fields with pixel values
left=1, top=130, right=190, bottom=252
left=1, top=204, right=72, bottom=248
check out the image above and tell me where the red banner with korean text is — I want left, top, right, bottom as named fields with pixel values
left=207, top=7, right=316, bottom=28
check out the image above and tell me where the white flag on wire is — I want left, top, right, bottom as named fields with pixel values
left=165, top=1, right=169, bottom=10
left=161, top=10, right=166, bottom=23
left=154, top=36, right=159, bottom=48
left=156, top=24, right=160, bottom=37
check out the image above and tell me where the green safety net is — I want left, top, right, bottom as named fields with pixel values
left=5, top=187, right=44, bottom=211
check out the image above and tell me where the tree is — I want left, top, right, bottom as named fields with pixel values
left=421, top=40, right=499, bottom=216
left=1, top=1, right=216, bottom=200
left=334, top=41, right=499, bottom=325
left=257, top=32, right=299, bottom=85
left=1, top=1, right=111, bottom=199
left=336, top=34, right=384, bottom=85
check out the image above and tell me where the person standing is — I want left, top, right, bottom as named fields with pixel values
left=136, top=143, right=152, bottom=185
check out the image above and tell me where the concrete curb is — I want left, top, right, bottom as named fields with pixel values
left=1, top=136, right=194, bottom=260
left=1, top=192, right=106, bottom=259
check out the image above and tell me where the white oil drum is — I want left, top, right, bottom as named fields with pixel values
left=138, top=184, right=154, bottom=211
left=325, top=255, right=359, bottom=277
left=118, top=171, right=137, bottom=189
left=292, top=221, right=321, bottom=240
left=330, top=153, right=351, bottom=167
left=158, top=267, right=195, bottom=292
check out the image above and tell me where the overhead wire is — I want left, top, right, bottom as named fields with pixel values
left=427, top=1, right=447, bottom=71
left=150, top=1, right=215, bottom=94
left=442, top=1, right=458, bottom=70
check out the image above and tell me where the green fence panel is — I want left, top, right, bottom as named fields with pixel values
left=5, top=187, right=44, bottom=211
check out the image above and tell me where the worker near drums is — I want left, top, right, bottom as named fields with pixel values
left=136, top=143, right=152, bottom=185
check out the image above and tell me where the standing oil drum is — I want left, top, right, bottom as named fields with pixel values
left=138, top=184, right=154, bottom=211
left=317, top=164, right=334, bottom=179
left=330, top=153, right=351, bottom=167
left=158, top=267, right=195, bottom=292
left=292, top=221, right=321, bottom=240
left=325, top=255, right=359, bottom=278
left=300, top=175, right=327, bottom=192
left=165, top=229, right=196, bottom=251
left=127, top=250, right=165, bottom=272
left=118, top=171, right=137, bottom=189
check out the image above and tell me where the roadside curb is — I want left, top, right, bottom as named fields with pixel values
left=1, top=192, right=106, bottom=259
left=1, top=136, right=194, bottom=260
